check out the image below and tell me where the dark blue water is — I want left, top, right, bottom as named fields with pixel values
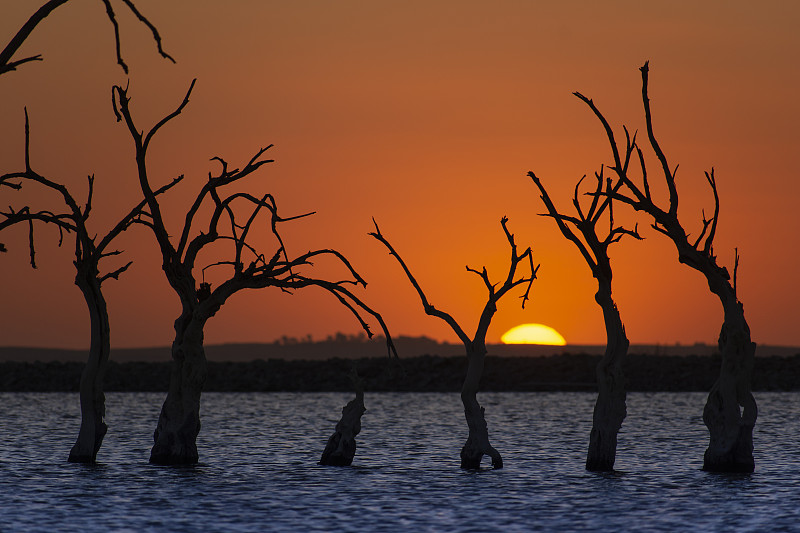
left=1, top=392, right=799, bottom=531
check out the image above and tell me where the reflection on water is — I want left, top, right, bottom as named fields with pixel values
left=1, top=392, right=799, bottom=532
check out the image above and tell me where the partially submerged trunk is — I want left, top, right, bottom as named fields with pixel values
left=586, top=284, right=628, bottom=472
left=702, top=280, right=756, bottom=472
left=320, top=371, right=366, bottom=466
left=150, top=314, right=207, bottom=465
left=460, top=344, right=502, bottom=469
left=68, top=270, right=110, bottom=463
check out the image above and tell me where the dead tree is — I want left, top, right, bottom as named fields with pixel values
left=371, top=217, right=537, bottom=469
left=319, top=367, right=366, bottom=466
left=1, top=0, right=173, bottom=464
left=0, top=0, right=173, bottom=76
left=529, top=170, right=641, bottom=471
left=576, top=61, right=757, bottom=472
left=112, top=80, right=396, bottom=465
left=0, top=110, right=179, bottom=463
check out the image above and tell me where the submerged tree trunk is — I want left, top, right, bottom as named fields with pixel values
left=460, top=345, right=502, bottom=469
left=68, top=271, right=110, bottom=463
left=702, top=282, right=756, bottom=472
left=320, top=371, right=366, bottom=466
left=586, top=285, right=628, bottom=472
left=150, top=314, right=207, bottom=465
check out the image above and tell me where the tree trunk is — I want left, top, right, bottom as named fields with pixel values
left=320, top=386, right=366, bottom=467
left=586, top=285, right=628, bottom=471
left=460, top=345, right=502, bottom=469
left=702, top=288, right=757, bottom=472
left=68, top=271, right=110, bottom=463
left=150, top=315, right=207, bottom=465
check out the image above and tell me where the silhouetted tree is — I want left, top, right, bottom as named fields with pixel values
left=0, top=111, right=179, bottom=462
left=112, top=80, right=395, bottom=465
left=576, top=61, right=756, bottom=472
left=1, top=0, right=174, bottom=463
left=371, top=217, right=537, bottom=469
left=529, top=170, right=641, bottom=471
left=0, top=0, right=173, bottom=76
left=320, top=368, right=365, bottom=466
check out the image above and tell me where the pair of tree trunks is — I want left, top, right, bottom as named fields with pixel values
left=568, top=61, right=756, bottom=473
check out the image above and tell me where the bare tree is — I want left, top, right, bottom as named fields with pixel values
left=319, top=367, right=366, bottom=466
left=1, top=0, right=174, bottom=464
left=0, top=110, right=179, bottom=463
left=0, top=0, right=173, bottom=76
left=112, top=80, right=396, bottom=465
left=529, top=170, right=641, bottom=471
left=371, top=217, right=537, bottom=469
left=575, top=61, right=756, bottom=472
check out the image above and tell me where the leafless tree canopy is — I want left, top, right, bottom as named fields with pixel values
left=0, top=109, right=178, bottom=274
left=111, top=80, right=397, bottom=348
left=574, top=62, right=731, bottom=283
left=370, top=216, right=536, bottom=349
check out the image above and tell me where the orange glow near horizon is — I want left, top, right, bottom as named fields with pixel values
left=501, top=324, right=567, bottom=346
left=1, top=2, right=799, bottom=350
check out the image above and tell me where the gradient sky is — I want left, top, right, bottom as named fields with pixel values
left=1, top=0, right=798, bottom=350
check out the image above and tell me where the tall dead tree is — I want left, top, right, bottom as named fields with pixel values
left=0, top=111, right=179, bottom=463
left=371, top=217, right=537, bottom=469
left=576, top=61, right=756, bottom=472
left=0, top=0, right=173, bottom=76
left=1, top=0, right=174, bottom=463
left=529, top=170, right=641, bottom=471
left=112, top=80, right=395, bottom=465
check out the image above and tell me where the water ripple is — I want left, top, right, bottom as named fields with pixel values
left=0, top=392, right=799, bottom=531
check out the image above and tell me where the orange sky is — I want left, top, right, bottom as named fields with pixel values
left=1, top=1, right=799, bottom=350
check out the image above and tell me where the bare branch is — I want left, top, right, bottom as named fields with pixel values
left=529, top=170, right=597, bottom=270
left=118, top=0, right=176, bottom=64
left=98, top=260, right=133, bottom=284
left=1, top=0, right=173, bottom=77
left=370, top=219, right=471, bottom=346
left=0, top=0, right=70, bottom=75
left=703, top=169, right=720, bottom=255
left=466, top=265, right=494, bottom=294
left=100, top=0, right=128, bottom=74
left=0, top=55, right=43, bottom=75
left=27, top=211, right=36, bottom=268
left=143, top=79, right=196, bottom=151
left=640, top=61, right=678, bottom=215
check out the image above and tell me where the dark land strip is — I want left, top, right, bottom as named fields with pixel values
left=2, top=353, right=799, bottom=392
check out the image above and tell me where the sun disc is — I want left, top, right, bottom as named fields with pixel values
left=501, top=323, right=566, bottom=345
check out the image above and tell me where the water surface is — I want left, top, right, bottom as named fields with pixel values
left=1, top=392, right=798, bottom=531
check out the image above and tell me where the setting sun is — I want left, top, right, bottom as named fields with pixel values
left=501, top=324, right=567, bottom=345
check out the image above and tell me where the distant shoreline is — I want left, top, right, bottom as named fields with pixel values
left=2, top=352, right=799, bottom=392
left=1, top=338, right=798, bottom=363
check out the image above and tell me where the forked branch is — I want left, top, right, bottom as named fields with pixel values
left=370, top=217, right=537, bottom=347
